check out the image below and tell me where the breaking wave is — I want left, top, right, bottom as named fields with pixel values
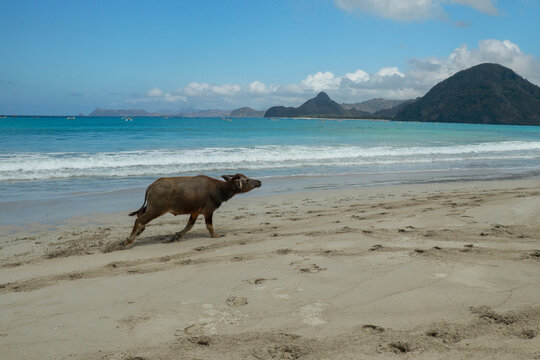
left=1, top=141, right=540, bottom=181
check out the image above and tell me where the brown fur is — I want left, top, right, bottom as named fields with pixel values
left=123, top=174, right=261, bottom=247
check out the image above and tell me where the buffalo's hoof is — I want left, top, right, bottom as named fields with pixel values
left=211, top=233, right=223, bottom=239
left=167, top=233, right=181, bottom=243
left=120, top=238, right=135, bottom=249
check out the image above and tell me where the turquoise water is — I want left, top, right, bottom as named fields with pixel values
left=1, top=116, right=540, bottom=225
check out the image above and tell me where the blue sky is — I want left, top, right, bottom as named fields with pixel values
left=1, top=0, right=539, bottom=114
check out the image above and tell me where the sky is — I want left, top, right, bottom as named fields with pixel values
left=1, top=0, right=540, bottom=115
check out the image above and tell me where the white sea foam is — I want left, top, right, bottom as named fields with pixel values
left=1, top=141, right=539, bottom=181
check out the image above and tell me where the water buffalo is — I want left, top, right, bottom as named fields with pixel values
left=123, top=174, right=261, bottom=247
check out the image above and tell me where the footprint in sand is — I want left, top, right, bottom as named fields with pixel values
left=245, top=278, right=276, bottom=285
left=362, top=324, right=385, bottom=333
left=226, top=296, right=248, bottom=307
left=388, top=341, right=411, bottom=354
left=183, top=323, right=208, bottom=335
left=299, top=264, right=327, bottom=273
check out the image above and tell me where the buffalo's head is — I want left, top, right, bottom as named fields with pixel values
left=222, top=173, right=262, bottom=193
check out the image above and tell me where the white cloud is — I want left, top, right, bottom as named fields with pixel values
left=334, top=0, right=498, bottom=21
left=335, top=0, right=443, bottom=21
left=344, top=69, right=370, bottom=83
left=408, top=39, right=540, bottom=86
left=130, top=88, right=186, bottom=104
left=163, top=93, right=187, bottom=102
left=127, top=39, right=540, bottom=110
left=248, top=81, right=279, bottom=94
left=452, top=0, right=498, bottom=15
left=183, top=82, right=210, bottom=96
left=147, top=88, right=164, bottom=97
left=376, top=67, right=405, bottom=78
left=184, top=82, right=241, bottom=96
left=248, top=81, right=267, bottom=93
left=301, top=71, right=342, bottom=92
left=210, top=84, right=242, bottom=95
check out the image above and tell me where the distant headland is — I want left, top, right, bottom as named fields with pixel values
left=394, top=63, right=540, bottom=126
left=13, top=63, right=538, bottom=126
left=264, top=63, right=540, bottom=126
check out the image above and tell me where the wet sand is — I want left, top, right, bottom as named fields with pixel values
left=1, top=179, right=539, bottom=359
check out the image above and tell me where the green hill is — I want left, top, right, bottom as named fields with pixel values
left=230, top=107, right=265, bottom=117
left=395, top=63, right=540, bottom=125
left=265, top=92, right=371, bottom=118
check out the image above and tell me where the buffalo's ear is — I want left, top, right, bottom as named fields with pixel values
left=221, top=175, right=234, bottom=181
left=234, top=178, right=244, bottom=190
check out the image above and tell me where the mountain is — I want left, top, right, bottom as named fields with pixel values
left=263, top=105, right=299, bottom=118
left=265, top=92, right=371, bottom=118
left=395, top=63, right=540, bottom=125
left=89, top=108, right=152, bottom=116
left=230, top=107, right=265, bottom=117
left=295, top=92, right=349, bottom=117
left=374, top=99, right=417, bottom=118
left=342, top=98, right=409, bottom=113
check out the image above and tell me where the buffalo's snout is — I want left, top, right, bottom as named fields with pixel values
left=243, top=178, right=261, bottom=192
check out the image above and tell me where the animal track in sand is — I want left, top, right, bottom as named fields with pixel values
left=189, top=335, right=211, bottom=346
left=173, top=305, right=540, bottom=358
left=183, top=323, right=208, bottom=335
left=231, top=256, right=246, bottom=262
left=320, top=249, right=342, bottom=256
left=252, top=344, right=305, bottom=360
left=276, top=248, right=292, bottom=255
left=521, top=250, right=540, bottom=260
left=370, top=244, right=383, bottom=251
left=425, top=326, right=462, bottom=344
left=388, top=341, right=411, bottom=353
left=362, top=324, right=385, bottom=333
left=298, top=264, right=327, bottom=274
left=245, top=278, right=276, bottom=285
left=226, top=296, right=248, bottom=307
left=519, top=329, right=537, bottom=339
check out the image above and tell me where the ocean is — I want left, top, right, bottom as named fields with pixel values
left=1, top=116, right=540, bottom=226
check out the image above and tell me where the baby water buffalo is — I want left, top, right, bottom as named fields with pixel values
left=123, top=174, right=261, bottom=247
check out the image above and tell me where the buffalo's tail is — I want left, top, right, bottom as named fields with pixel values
left=129, top=184, right=151, bottom=216
left=128, top=205, right=146, bottom=217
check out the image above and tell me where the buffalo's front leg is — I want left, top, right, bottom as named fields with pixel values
left=169, top=214, right=198, bottom=242
left=204, top=212, right=221, bottom=238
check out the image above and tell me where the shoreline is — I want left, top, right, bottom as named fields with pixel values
left=1, top=177, right=540, bottom=359
left=2, top=169, right=540, bottom=230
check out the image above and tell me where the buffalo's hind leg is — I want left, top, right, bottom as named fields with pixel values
left=169, top=213, right=199, bottom=242
left=204, top=211, right=222, bottom=238
left=123, top=207, right=163, bottom=247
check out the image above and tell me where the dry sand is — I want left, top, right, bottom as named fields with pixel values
left=1, top=179, right=539, bottom=359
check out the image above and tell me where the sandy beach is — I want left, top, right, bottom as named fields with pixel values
left=1, top=178, right=539, bottom=359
